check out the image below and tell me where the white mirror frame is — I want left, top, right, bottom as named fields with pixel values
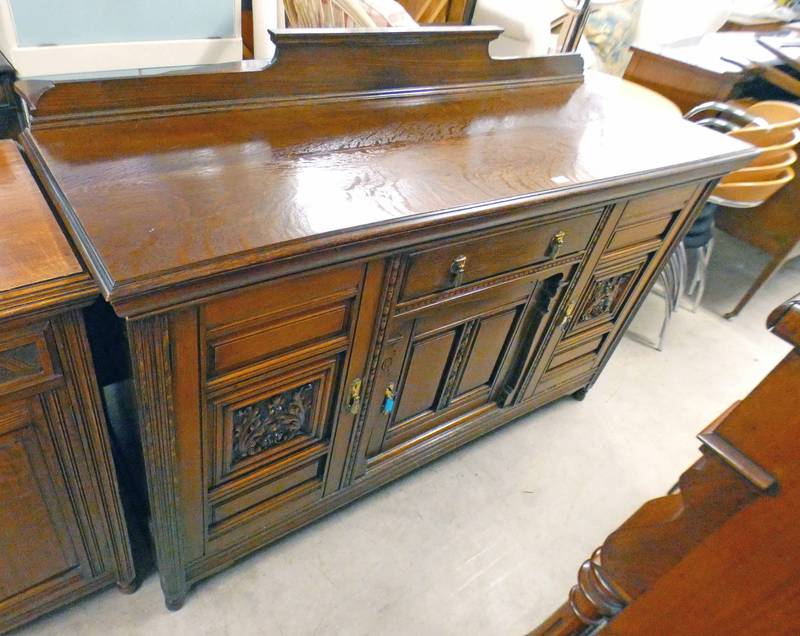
left=252, top=0, right=284, bottom=61
left=0, top=0, right=243, bottom=78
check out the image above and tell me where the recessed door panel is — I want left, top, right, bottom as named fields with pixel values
left=393, top=330, right=456, bottom=423
left=457, top=309, right=517, bottom=396
left=0, top=400, right=82, bottom=602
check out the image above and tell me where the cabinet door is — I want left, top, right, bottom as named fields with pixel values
left=524, top=182, right=706, bottom=402
left=170, top=260, right=385, bottom=559
left=353, top=262, right=573, bottom=479
left=0, top=398, right=89, bottom=607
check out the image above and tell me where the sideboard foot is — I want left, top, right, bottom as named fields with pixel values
left=165, top=592, right=187, bottom=612
left=116, top=578, right=138, bottom=595
left=572, top=387, right=589, bottom=401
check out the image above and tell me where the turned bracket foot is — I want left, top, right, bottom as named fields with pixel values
left=165, top=593, right=187, bottom=612
left=572, top=387, right=589, bottom=401
left=116, top=578, right=139, bottom=595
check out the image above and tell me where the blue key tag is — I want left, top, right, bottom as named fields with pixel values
left=382, top=383, right=396, bottom=415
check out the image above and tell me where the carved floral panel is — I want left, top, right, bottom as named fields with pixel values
left=231, top=382, right=316, bottom=464
left=580, top=272, right=635, bottom=324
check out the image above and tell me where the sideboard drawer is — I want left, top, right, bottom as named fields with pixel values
left=536, top=353, right=598, bottom=396
left=399, top=209, right=603, bottom=302
left=618, top=184, right=697, bottom=226
left=608, top=184, right=699, bottom=252
left=204, top=264, right=363, bottom=379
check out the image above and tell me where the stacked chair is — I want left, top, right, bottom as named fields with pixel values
left=684, top=100, right=800, bottom=316
left=640, top=99, right=799, bottom=349
left=705, top=101, right=800, bottom=210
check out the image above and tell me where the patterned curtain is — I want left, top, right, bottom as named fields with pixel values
left=583, top=0, right=644, bottom=75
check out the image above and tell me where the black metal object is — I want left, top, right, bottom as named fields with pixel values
left=0, top=51, right=19, bottom=139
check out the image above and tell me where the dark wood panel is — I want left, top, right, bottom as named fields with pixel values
left=204, top=263, right=363, bottom=331
left=606, top=214, right=674, bottom=252
left=536, top=353, right=598, bottom=395
left=393, top=330, right=456, bottom=423
left=549, top=332, right=605, bottom=370
left=209, top=455, right=325, bottom=527
left=0, top=328, right=54, bottom=396
left=618, top=184, right=696, bottom=226
left=208, top=357, right=339, bottom=486
left=570, top=255, right=649, bottom=335
left=208, top=302, right=350, bottom=376
left=457, top=309, right=517, bottom=395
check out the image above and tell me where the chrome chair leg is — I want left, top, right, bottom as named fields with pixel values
left=685, top=236, right=715, bottom=313
left=655, top=242, right=687, bottom=351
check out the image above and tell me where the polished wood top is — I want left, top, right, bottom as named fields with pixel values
left=19, top=31, right=755, bottom=314
left=0, top=140, right=81, bottom=294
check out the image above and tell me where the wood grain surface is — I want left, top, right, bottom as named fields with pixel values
left=0, top=140, right=80, bottom=294
left=23, top=71, right=751, bottom=307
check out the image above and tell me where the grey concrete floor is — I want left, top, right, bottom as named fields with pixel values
left=19, top=230, right=800, bottom=636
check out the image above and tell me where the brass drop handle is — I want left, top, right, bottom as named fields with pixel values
left=548, top=230, right=567, bottom=260
left=562, top=302, right=576, bottom=329
left=347, top=378, right=362, bottom=415
left=450, top=255, right=467, bottom=288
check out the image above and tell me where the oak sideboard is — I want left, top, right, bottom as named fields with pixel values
left=15, top=28, right=755, bottom=608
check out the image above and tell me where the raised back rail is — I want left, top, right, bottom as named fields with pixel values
left=16, top=27, right=583, bottom=128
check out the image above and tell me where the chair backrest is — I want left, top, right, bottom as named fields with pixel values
left=284, top=0, right=374, bottom=27
left=396, top=0, right=477, bottom=23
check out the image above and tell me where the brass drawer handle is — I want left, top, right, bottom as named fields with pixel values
left=449, top=255, right=467, bottom=288
left=347, top=378, right=362, bottom=415
left=548, top=230, right=567, bottom=260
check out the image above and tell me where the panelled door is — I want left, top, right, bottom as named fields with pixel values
left=351, top=259, right=579, bottom=482
left=525, top=182, right=706, bottom=402
left=170, top=260, right=385, bottom=560
left=346, top=208, right=605, bottom=481
left=0, top=398, right=90, bottom=610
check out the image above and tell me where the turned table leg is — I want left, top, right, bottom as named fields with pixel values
left=530, top=548, right=626, bottom=636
